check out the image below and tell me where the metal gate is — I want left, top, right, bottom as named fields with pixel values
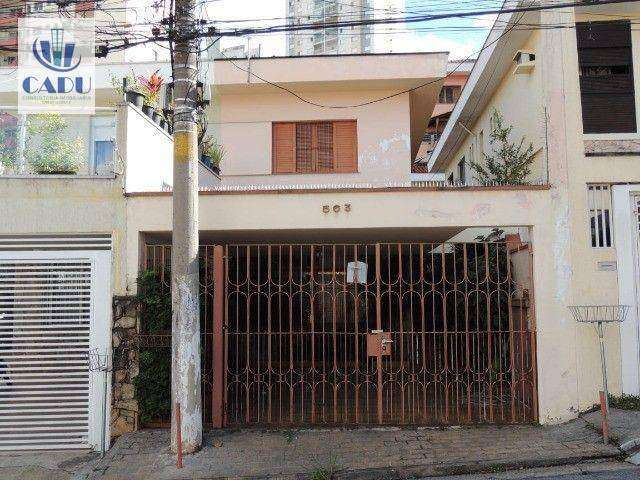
left=223, top=242, right=537, bottom=426
left=0, top=240, right=111, bottom=451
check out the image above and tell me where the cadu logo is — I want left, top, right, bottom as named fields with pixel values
left=22, top=28, right=91, bottom=94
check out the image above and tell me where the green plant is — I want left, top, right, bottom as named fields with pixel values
left=609, top=393, right=640, bottom=410
left=0, top=117, right=17, bottom=170
left=471, top=109, right=535, bottom=185
left=135, top=348, right=171, bottom=424
left=24, top=114, right=84, bottom=174
left=309, top=468, right=332, bottom=480
left=201, top=136, right=225, bottom=167
left=309, top=456, right=338, bottom=480
left=137, top=269, right=172, bottom=333
left=111, top=72, right=141, bottom=96
left=134, top=269, right=172, bottom=424
left=283, top=429, right=296, bottom=445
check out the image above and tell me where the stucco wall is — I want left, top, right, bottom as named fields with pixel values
left=207, top=89, right=412, bottom=186
left=121, top=185, right=591, bottom=424
left=123, top=105, right=174, bottom=192
left=433, top=4, right=640, bottom=413
left=442, top=31, right=547, bottom=185
left=0, top=177, right=128, bottom=295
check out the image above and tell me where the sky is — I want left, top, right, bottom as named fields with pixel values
left=206, top=0, right=498, bottom=60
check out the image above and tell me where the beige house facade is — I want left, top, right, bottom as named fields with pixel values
left=0, top=20, right=631, bottom=450
left=430, top=1, right=640, bottom=413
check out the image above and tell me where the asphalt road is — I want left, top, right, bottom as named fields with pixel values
left=422, top=462, right=640, bottom=480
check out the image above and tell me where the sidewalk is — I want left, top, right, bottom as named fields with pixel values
left=581, top=408, right=640, bottom=463
left=0, top=417, right=623, bottom=480
left=92, top=423, right=620, bottom=480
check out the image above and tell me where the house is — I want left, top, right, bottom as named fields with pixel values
left=414, top=59, right=474, bottom=172
left=429, top=0, right=640, bottom=417
left=0, top=27, right=625, bottom=453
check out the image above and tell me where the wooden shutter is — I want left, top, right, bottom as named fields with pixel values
left=576, top=21, right=636, bottom=134
left=333, top=120, right=358, bottom=173
left=316, top=122, right=334, bottom=172
left=272, top=123, right=296, bottom=173
left=295, top=123, right=314, bottom=173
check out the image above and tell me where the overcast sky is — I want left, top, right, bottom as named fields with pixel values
left=207, top=0, right=495, bottom=60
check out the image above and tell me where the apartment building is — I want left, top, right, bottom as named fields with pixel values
left=286, top=0, right=404, bottom=55
left=414, top=59, right=474, bottom=172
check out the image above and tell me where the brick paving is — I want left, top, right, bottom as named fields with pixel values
left=0, top=418, right=623, bottom=480
left=85, top=419, right=618, bottom=479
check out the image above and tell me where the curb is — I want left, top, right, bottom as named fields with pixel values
left=328, top=453, right=622, bottom=480
left=192, top=452, right=622, bottom=480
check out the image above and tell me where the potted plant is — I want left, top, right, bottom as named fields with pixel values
left=200, top=136, right=224, bottom=174
left=139, top=71, right=164, bottom=118
left=112, top=74, right=144, bottom=108
left=24, top=114, right=84, bottom=175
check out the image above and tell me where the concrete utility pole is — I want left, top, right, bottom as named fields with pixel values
left=170, top=0, right=202, bottom=454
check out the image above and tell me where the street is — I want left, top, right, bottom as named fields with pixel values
left=424, top=462, right=640, bottom=480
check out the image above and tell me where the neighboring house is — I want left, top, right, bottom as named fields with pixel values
left=414, top=59, right=474, bottom=172
left=430, top=1, right=640, bottom=417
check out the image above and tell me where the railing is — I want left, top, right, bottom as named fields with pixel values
left=0, top=108, right=117, bottom=177
left=199, top=179, right=550, bottom=193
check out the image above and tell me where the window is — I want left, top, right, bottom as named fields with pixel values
left=272, top=120, right=358, bottom=174
left=458, top=157, right=466, bottom=184
left=90, top=116, right=115, bottom=175
left=438, top=86, right=459, bottom=104
left=478, top=130, right=484, bottom=157
left=576, top=21, right=636, bottom=134
left=587, top=184, right=613, bottom=248
left=422, top=132, right=441, bottom=144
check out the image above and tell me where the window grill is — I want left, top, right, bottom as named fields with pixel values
left=588, top=184, right=613, bottom=248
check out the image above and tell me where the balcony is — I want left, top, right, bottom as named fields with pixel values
left=0, top=108, right=118, bottom=178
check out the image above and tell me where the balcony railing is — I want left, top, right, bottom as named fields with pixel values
left=0, top=108, right=117, bottom=177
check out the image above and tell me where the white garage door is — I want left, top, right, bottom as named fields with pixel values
left=0, top=239, right=111, bottom=451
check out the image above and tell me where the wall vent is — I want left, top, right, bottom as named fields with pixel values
left=0, top=235, right=112, bottom=251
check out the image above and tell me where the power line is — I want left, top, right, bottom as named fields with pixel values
left=216, top=11, right=523, bottom=109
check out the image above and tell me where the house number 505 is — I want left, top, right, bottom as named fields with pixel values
left=323, top=204, right=352, bottom=213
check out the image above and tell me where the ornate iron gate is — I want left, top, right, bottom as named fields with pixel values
left=223, top=242, right=537, bottom=426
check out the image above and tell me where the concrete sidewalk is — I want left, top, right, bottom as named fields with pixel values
left=581, top=408, right=640, bottom=464
left=0, top=418, right=624, bottom=480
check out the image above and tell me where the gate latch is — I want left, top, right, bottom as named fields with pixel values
left=367, top=329, right=393, bottom=357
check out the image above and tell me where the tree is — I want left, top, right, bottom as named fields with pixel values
left=471, top=109, right=535, bottom=185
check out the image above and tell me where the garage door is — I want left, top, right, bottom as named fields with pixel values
left=0, top=238, right=111, bottom=451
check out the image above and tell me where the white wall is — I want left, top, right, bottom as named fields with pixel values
left=123, top=105, right=173, bottom=193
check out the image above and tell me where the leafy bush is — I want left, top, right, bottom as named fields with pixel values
left=609, top=393, right=640, bottom=411
left=25, top=114, right=84, bottom=174
left=471, top=108, right=535, bottom=185
left=136, top=349, right=171, bottom=424
left=134, top=269, right=172, bottom=424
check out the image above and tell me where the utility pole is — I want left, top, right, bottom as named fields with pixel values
left=170, top=0, right=202, bottom=454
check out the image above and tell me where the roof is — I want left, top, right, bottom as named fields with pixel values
left=428, top=2, right=538, bottom=172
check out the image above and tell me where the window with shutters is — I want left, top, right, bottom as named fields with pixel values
left=576, top=21, right=636, bottom=134
left=272, top=120, right=358, bottom=174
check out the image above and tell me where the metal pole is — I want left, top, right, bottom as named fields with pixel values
left=170, top=0, right=202, bottom=454
left=101, top=368, right=108, bottom=456
left=597, top=321, right=610, bottom=414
